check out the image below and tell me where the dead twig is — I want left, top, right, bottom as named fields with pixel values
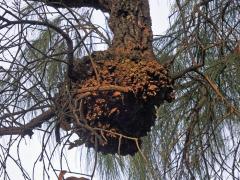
left=94, top=128, right=147, bottom=162
left=199, top=73, right=240, bottom=116
left=76, top=85, right=132, bottom=94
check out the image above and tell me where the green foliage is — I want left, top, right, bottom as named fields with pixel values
left=0, top=0, right=239, bottom=179
left=95, top=0, right=240, bottom=179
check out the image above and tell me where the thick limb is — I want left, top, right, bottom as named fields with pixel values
left=30, top=0, right=111, bottom=12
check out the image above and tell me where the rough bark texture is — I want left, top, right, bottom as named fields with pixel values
left=32, top=0, right=154, bottom=59
left=108, top=0, right=155, bottom=60
left=52, top=0, right=174, bottom=155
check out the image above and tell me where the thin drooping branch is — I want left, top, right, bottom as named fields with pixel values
left=29, top=0, right=155, bottom=61
left=0, top=109, right=55, bottom=136
left=0, top=8, right=74, bottom=80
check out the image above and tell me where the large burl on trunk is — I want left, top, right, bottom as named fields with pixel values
left=53, top=0, right=174, bottom=155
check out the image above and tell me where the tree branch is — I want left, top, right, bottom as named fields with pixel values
left=171, top=63, right=203, bottom=80
left=0, top=9, right=76, bottom=83
left=0, top=109, right=55, bottom=137
left=30, top=0, right=111, bottom=12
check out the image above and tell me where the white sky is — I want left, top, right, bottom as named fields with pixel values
left=1, top=1, right=172, bottom=180
left=150, top=0, right=172, bottom=35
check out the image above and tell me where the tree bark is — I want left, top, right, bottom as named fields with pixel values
left=0, top=109, right=55, bottom=137
left=31, top=0, right=155, bottom=61
left=31, top=0, right=111, bottom=12
left=107, top=0, right=155, bottom=60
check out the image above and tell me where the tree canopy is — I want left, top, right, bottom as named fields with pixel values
left=0, top=0, right=239, bottom=179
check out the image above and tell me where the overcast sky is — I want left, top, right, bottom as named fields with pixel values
left=2, top=1, right=172, bottom=179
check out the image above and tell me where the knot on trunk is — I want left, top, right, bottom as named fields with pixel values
left=56, top=58, right=174, bottom=155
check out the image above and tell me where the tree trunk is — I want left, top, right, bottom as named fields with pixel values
left=45, top=0, right=175, bottom=155
left=33, top=0, right=154, bottom=60
left=108, top=0, right=155, bottom=60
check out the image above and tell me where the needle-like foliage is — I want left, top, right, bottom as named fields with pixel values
left=0, top=0, right=239, bottom=179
